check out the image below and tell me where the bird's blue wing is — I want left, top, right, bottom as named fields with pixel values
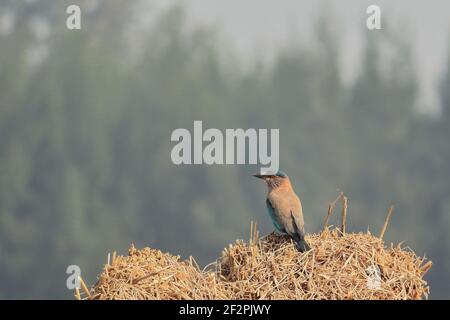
left=266, top=198, right=285, bottom=234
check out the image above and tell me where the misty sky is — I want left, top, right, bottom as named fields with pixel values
left=155, top=0, right=450, bottom=114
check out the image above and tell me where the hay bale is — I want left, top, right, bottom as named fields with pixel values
left=218, top=230, right=430, bottom=299
left=88, top=244, right=223, bottom=300
left=84, top=228, right=431, bottom=300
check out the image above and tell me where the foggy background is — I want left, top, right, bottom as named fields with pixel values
left=1, top=0, right=449, bottom=299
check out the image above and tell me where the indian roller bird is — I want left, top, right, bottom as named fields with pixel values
left=253, top=170, right=311, bottom=252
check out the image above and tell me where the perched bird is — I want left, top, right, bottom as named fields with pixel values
left=253, top=170, right=311, bottom=252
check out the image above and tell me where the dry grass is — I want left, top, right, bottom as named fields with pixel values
left=217, top=229, right=430, bottom=299
left=87, top=245, right=223, bottom=300
left=79, top=196, right=432, bottom=300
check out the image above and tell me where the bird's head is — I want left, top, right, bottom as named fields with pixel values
left=253, top=170, right=289, bottom=189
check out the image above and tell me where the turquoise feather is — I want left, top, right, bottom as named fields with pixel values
left=266, top=198, right=285, bottom=234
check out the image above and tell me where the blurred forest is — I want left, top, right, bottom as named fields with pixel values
left=0, top=0, right=449, bottom=299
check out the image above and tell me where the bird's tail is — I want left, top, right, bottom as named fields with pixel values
left=291, top=218, right=311, bottom=252
left=295, top=239, right=311, bottom=252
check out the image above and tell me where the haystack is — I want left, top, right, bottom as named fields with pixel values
left=76, top=194, right=432, bottom=300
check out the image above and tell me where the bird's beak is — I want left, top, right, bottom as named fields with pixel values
left=252, top=174, right=263, bottom=179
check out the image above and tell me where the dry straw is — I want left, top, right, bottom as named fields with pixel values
left=78, top=195, right=432, bottom=300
